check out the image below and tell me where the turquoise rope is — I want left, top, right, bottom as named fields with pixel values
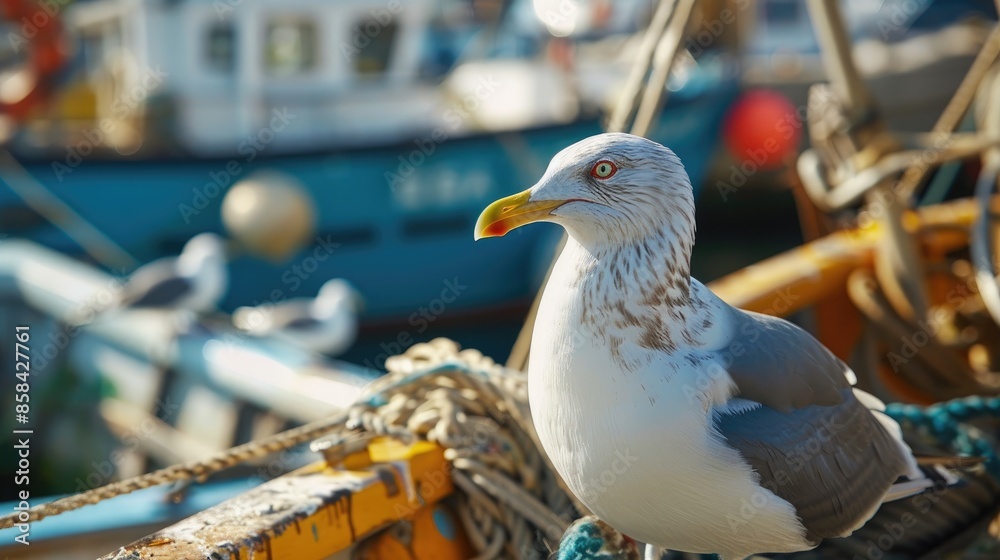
left=885, top=395, right=1000, bottom=482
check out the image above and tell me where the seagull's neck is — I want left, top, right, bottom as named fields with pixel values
left=177, top=256, right=227, bottom=303
left=571, top=224, right=694, bottom=303
left=312, top=296, right=345, bottom=319
left=176, top=254, right=207, bottom=277
left=556, top=225, right=705, bottom=361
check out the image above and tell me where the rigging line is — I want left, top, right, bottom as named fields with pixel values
left=0, top=149, right=138, bottom=270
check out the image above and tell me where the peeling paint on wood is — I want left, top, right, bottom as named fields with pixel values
left=100, top=440, right=455, bottom=560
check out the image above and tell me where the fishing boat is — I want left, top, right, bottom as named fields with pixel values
left=0, top=0, right=737, bottom=324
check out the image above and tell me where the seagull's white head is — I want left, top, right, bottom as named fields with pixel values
left=474, top=133, right=695, bottom=249
left=177, top=233, right=228, bottom=276
left=314, top=279, right=364, bottom=316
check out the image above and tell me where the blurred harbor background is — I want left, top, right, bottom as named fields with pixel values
left=1, top=0, right=1000, bottom=556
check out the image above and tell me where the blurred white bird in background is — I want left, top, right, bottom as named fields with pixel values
left=232, top=278, right=363, bottom=356
left=114, top=232, right=229, bottom=313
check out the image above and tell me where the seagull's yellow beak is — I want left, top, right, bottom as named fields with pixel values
left=474, top=189, right=568, bottom=240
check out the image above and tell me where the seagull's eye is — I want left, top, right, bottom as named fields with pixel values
left=590, top=160, right=618, bottom=179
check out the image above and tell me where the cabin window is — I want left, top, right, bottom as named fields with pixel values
left=206, top=22, right=235, bottom=72
left=351, top=17, right=398, bottom=76
left=265, top=19, right=318, bottom=75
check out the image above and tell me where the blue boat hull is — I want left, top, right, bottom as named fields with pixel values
left=0, top=87, right=735, bottom=322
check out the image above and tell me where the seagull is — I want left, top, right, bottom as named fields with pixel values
left=232, top=279, right=362, bottom=356
left=474, top=133, right=941, bottom=560
left=115, top=232, right=229, bottom=313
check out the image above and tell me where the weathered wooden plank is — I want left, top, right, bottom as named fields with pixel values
left=100, top=439, right=462, bottom=560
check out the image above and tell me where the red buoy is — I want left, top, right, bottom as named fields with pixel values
left=722, top=89, right=801, bottom=171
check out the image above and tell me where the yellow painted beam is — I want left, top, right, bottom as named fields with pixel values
left=100, top=439, right=464, bottom=560
left=709, top=197, right=987, bottom=315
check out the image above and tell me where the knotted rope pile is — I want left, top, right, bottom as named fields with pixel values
left=333, top=338, right=583, bottom=559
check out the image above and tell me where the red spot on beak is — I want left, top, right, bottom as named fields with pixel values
left=485, top=221, right=509, bottom=237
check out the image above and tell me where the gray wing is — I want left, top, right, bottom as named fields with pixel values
left=121, top=275, right=193, bottom=308
left=721, top=308, right=851, bottom=413
left=717, top=388, right=909, bottom=543
left=265, top=301, right=316, bottom=329
left=281, top=315, right=322, bottom=330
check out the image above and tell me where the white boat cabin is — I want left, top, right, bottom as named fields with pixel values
left=60, top=0, right=584, bottom=155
